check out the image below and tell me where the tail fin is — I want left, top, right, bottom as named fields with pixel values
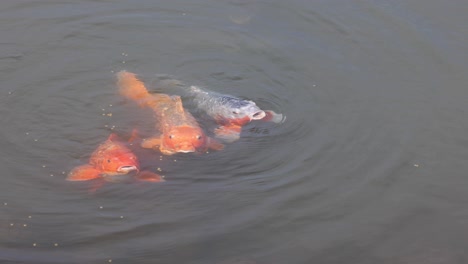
left=116, top=71, right=151, bottom=105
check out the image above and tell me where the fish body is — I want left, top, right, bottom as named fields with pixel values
left=187, top=85, right=283, bottom=142
left=117, top=71, right=223, bottom=155
left=67, top=133, right=163, bottom=182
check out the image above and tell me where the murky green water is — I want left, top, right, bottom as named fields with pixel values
left=1, top=0, right=468, bottom=263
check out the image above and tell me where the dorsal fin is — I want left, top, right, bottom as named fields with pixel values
left=128, top=129, right=139, bottom=143
left=172, top=96, right=185, bottom=113
left=107, top=133, right=119, bottom=142
left=172, top=96, right=190, bottom=123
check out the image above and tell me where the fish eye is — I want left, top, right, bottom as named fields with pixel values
left=196, top=135, right=202, bottom=140
left=107, top=159, right=111, bottom=163
left=232, top=110, right=239, bottom=115
left=169, top=135, right=174, bottom=139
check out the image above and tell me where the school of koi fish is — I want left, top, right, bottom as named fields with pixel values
left=67, top=70, right=283, bottom=187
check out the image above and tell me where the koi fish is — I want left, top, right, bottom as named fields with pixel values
left=160, top=79, right=283, bottom=142
left=67, top=133, right=163, bottom=182
left=187, top=85, right=284, bottom=142
left=116, top=71, right=224, bottom=155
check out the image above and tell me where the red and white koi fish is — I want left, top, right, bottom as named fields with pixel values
left=170, top=82, right=284, bottom=142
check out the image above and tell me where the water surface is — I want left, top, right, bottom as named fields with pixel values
left=1, top=0, right=468, bottom=263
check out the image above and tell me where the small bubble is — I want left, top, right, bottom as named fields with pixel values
left=28, top=216, right=32, bottom=219
left=33, top=243, right=37, bottom=247
left=120, top=216, right=124, bottom=219
left=105, top=125, right=109, bottom=128
left=102, top=109, right=106, bottom=111
left=312, top=84, right=317, bottom=87
left=34, top=139, right=38, bottom=142
left=50, top=174, right=54, bottom=177
left=4, top=202, right=7, bottom=206
left=8, top=91, right=12, bottom=95
left=414, top=164, right=419, bottom=167
left=102, top=113, right=106, bottom=116
left=26, top=132, right=29, bottom=135
left=109, top=104, right=113, bottom=107
left=107, top=113, right=112, bottom=117
left=62, top=171, right=66, bottom=174
left=122, top=61, right=126, bottom=64
left=23, top=224, right=27, bottom=227
left=10, top=223, right=14, bottom=226
left=157, top=168, right=161, bottom=172
left=99, top=206, right=104, bottom=209
left=182, top=13, right=186, bottom=16
left=108, top=259, right=113, bottom=263
left=42, top=165, right=46, bottom=168
left=174, top=159, right=177, bottom=162
left=54, top=243, right=59, bottom=247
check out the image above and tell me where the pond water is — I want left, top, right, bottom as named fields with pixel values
left=1, top=0, right=468, bottom=263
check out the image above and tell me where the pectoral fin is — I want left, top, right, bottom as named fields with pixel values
left=214, top=125, right=242, bottom=143
left=207, top=137, right=225, bottom=151
left=141, top=137, right=162, bottom=149
left=67, top=165, right=102, bottom=181
left=128, top=128, right=140, bottom=143
left=135, top=171, right=165, bottom=182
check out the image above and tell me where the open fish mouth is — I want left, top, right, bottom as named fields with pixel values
left=117, top=165, right=138, bottom=173
left=178, top=149, right=195, bottom=153
left=176, top=145, right=196, bottom=153
left=251, top=110, right=266, bottom=120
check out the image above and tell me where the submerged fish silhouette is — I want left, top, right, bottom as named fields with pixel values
left=67, top=132, right=163, bottom=182
left=116, top=71, right=224, bottom=155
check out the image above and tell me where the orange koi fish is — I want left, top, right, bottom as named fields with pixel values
left=116, top=71, right=224, bottom=155
left=67, top=133, right=163, bottom=182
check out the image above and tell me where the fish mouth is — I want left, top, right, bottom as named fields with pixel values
left=178, top=149, right=195, bottom=153
left=117, top=165, right=138, bottom=173
left=251, top=110, right=266, bottom=120
left=176, top=145, right=196, bottom=153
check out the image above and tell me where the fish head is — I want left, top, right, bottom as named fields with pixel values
left=101, top=149, right=139, bottom=175
left=162, top=126, right=207, bottom=153
left=220, top=98, right=266, bottom=125
left=91, top=137, right=140, bottom=175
